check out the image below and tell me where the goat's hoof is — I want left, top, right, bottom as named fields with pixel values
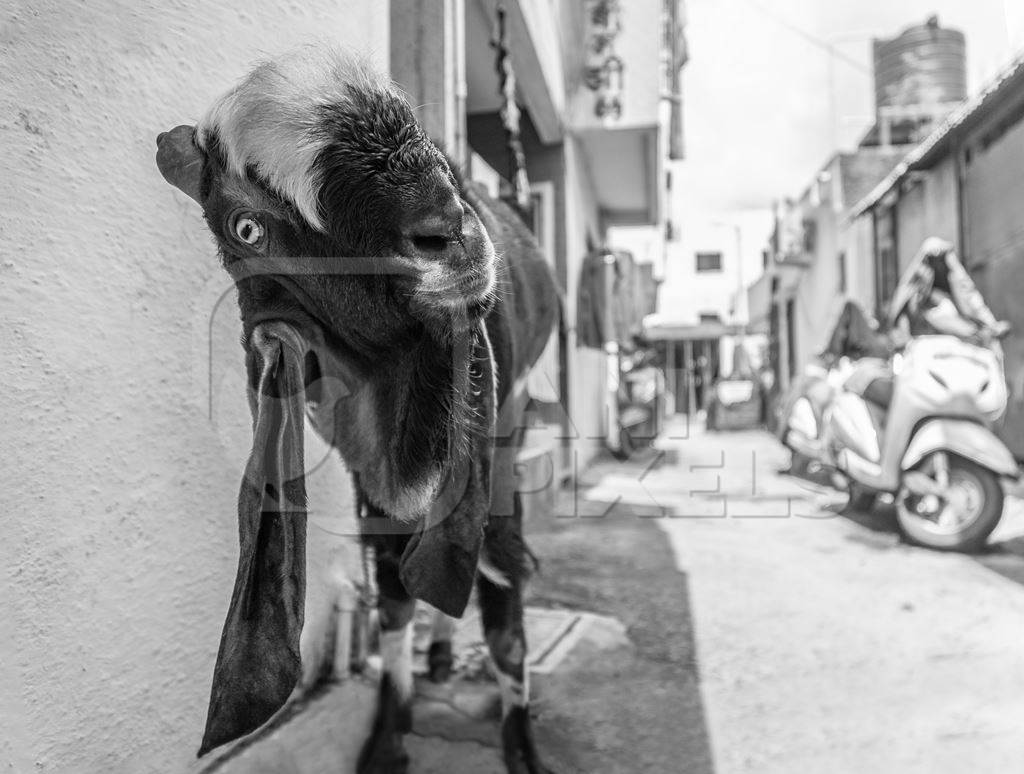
left=356, top=675, right=412, bottom=774
left=427, top=640, right=454, bottom=683
left=501, top=706, right=553, bottom=774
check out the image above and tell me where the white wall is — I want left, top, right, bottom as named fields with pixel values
left=659, top=210, right=772, bottom=327
left=1, top=3, right=386, bottom=772
left=567, top=0, right=663, bottom=131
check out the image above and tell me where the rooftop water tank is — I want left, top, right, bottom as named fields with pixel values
left=873, top=16, right=966, bottom=115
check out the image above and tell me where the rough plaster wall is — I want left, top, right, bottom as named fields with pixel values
left=0, top=2, right=386, bottom=772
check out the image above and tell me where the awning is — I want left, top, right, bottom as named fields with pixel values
left=576, top=126, right=661, bottom=227
left=642, top=316, right=741, bottom=341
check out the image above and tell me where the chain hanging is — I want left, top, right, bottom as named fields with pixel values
left=491, top=0, right=532, bottom=214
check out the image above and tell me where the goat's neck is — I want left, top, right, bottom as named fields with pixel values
left=328, top=323, right=478, bottom=520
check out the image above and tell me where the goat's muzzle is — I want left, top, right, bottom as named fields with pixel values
left=405, top=205, right=497, bottom=313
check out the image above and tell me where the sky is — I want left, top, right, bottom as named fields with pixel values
left=678, top=0, right=1024, bottom=214
left=643, top=0, right=1024, bottom=317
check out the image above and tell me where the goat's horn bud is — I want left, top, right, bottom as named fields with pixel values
left=156, top=124, right=204, bottom=204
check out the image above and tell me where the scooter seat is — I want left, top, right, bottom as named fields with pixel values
left=863, top=375, right=894, bottom=408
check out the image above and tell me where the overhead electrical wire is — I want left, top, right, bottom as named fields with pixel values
left=734, top=0, right=873, bottom=75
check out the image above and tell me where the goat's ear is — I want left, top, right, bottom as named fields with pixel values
left=199, top=322, right=308, bottom=756
left=156, top=124, right=204, bottom=203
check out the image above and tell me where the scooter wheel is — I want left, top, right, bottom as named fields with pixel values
left=896, top=457, right=1003, bottom=553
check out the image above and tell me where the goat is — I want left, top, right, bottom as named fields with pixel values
left=155, top=47, right=558, bottom=774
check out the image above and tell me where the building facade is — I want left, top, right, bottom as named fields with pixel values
left=448, top=0, right=682, bottom=470
left=749, top=17, right=970, bottom=397
left=748, top=149, right=906, bottom=391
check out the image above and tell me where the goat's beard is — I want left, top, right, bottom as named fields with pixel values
left=410, top=282, right=496, bottom=338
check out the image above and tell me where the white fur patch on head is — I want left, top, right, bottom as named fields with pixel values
left=196, top=46, right=389, bottom=232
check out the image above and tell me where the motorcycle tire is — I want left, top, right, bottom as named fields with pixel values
left=895, top=456, right=1003, bottom=553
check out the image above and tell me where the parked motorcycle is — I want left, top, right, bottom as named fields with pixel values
left=779, top=299, right=890, bottom=476
left=827, top=331, right=1017, bottom=552
left=782, top=356, right=855, bottom=472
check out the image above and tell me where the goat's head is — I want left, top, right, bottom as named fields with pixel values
left=156, top=47, right=496, bottom=336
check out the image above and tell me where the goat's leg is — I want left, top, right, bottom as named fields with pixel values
left=357, top=540, right=415, bottom=774
left=478, top=513, right=550, bottom=774
left=427, top=608, right=456, bottom=683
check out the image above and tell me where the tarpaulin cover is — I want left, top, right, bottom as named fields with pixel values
left=576, top=249, right=652, bottom=349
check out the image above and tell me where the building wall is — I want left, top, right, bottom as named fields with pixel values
left=924, top=156, right=961, bottom=253
left=963, top=109, right=1024, bottom=270
left=895, top=178, right=928, bottom=275
left=0, top=3, right=386, bottom=771
left=894, top=155, right=960, bottom=275
left=840, top=215, right=878, bottom=314
left=962, top=107, right=1024, bottom=456
left=660, top=225, right=747, bottom=323
left=791, top=184, right=847, bottom=369
left=775, top=149, right=907, bottom=381
left=567, top=0, right=663, bottom=131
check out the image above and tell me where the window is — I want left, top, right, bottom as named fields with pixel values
left=696, top=251, right=722, bottom=272
left=838, top=251, right=848, bottom=294
left=699, top=312, right=721, bottom=324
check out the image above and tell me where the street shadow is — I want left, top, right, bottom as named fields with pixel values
left=974, top=535, right=1024, bottom=587
left=524, top=492, right=716, bottom=774
left=840, top=500, right=899, bottom=535
left=782, top=468, right=903, bottom=539
left=835, top=493, right=1024, bottom=588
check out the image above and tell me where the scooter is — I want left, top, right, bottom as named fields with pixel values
left=827, top=332, right=1018, bottom=552
left=782, top=356, right=856, bottom=470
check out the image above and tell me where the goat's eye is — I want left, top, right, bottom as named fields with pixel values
left=232, top=215, right=264, bottom=246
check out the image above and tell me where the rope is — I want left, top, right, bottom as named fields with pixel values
left=491, top=0, right=532, bottom=213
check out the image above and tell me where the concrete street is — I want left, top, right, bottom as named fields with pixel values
left=205, top=418, right=1024, bottom=773
left=588, top=417, right=1024, bottom=774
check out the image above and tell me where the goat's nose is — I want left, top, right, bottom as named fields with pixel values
left=403, top=199, right=466, bottom=259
